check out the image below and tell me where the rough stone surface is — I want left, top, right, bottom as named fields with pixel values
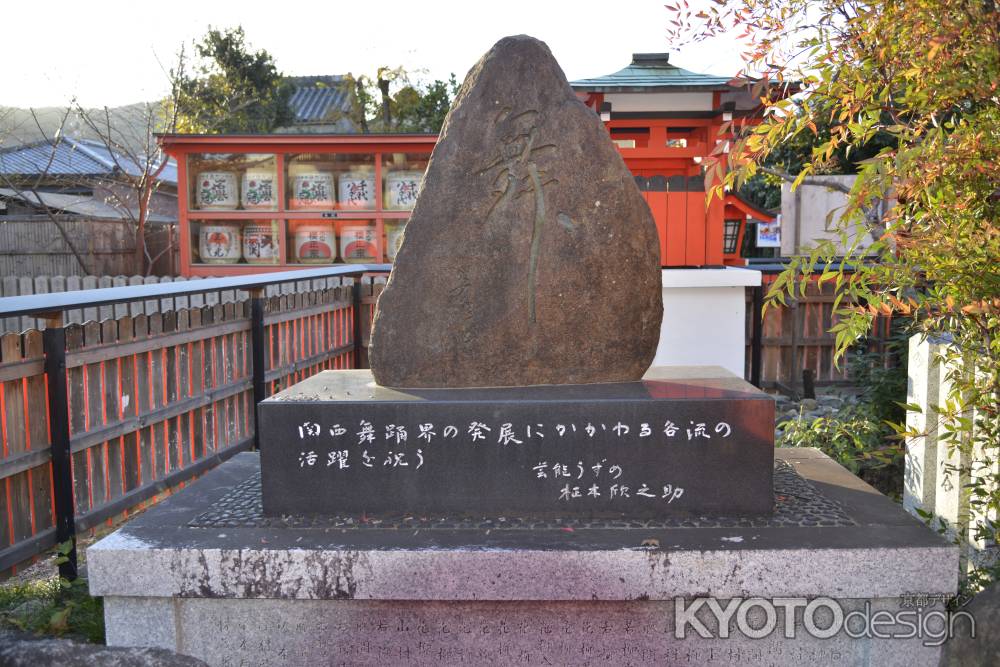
left=102, top=596, right=943, bottom=667
left=103, top=597, right=177, bottom=651
left=939, top=581, right=1000, bottom=667
left=191, top=459, right=855, bottom=530
left=0, top=628, right=206, bottom=667
left=369, top=35, right=662, bottom=388
left=88, top=449, right=958, bottom=666
left=87, top=449, right=957, bottom=603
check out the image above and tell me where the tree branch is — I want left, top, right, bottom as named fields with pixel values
left=756, top=166, right=887, bottom=242
left=757, top=165, right=853, bottom=193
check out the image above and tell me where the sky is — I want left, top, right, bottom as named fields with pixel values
left=6, top=0, right=747, bottom=108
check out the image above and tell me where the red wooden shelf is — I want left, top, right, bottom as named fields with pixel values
left=159, top=120, right=773, bottom=275
left=159, top=134, right=436, bottom=277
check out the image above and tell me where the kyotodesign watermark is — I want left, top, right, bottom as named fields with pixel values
left=674, top=596, right=974, bottom=647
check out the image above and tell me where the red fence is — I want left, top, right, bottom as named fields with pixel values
left=1, top=264, right=891, bottom=575
left=0, top=269, right=382, bottom=576
left=0, top=330, right=50, bottom=563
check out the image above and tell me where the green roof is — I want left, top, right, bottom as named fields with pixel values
left=571, top=53, right=735, bottom=93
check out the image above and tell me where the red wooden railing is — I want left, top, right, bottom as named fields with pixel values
left=0, top=266, right=385, bottom=576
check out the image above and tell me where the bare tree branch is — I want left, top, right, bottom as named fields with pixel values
left=71, top=60, right=183, bottom=275
left=0, top=109, right=93, bottom=273
left=756, top=165, right=887, bottom=241
left=757, top=165, right=853, bottom=193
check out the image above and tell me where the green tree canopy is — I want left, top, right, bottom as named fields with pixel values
left=172, top=26, right=293, bottom=134
left=393, top=75, right=459, bottom=133
left=341, top=68, right=458, bottom=133
left=740, top=104, right=897, bottom=210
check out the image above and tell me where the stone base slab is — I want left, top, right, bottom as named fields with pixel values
left=89, top=448, right=959, bottom=666
left=103, top=597, right=950, bottom=667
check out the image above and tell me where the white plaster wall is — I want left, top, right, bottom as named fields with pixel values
left=605, top=92, right=713, bottom=113
left=652, top=268, right=760, bottom=377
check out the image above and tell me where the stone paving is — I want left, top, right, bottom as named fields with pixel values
left=190, top=459, right=855, bottom=531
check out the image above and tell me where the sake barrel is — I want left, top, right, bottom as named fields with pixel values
left=338, top=172, right=376, bottom=209
left=198, top=223, right=242, bottom=264
left=340, top=225, right=377, bottom=263
left=294, top=223, right=336, bottom=264
left=195, top=172, right=238, bottom=210
left=242, top=222, right=280, bottom=264
left=241, top=170, right=277, bottom=210
left=384, top=170, right=423, bottom=210
left=385, top=222, right=406, bottom=261
left=289, top=170, right=335, bottom=210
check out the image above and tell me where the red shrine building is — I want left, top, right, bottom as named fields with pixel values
left=163, top=53, right=775, bottom=277
left=572, top=52, right=776, bottom=267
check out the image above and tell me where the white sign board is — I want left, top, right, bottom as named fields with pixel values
left=756, top=215, right=782, bottom=248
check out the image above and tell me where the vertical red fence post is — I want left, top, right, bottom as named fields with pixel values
left=352, top=280, right=363, bottom=369
left=249, top=288, right=267, bottom=450
left=42, top=312, right=76, bottom=580
left=750, top=284, right=764, bottom=388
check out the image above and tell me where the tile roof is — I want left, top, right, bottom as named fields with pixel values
left=0, top=137, right=177, bottom=185
left=0, top=187, right=175, bottom=223
left=286, top=76, right=353, bottom=123
left=571, top=53, right=735, bottom=92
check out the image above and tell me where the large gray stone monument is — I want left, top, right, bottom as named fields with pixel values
left=370, top=35, right=662, bottom=388
left=88, top=35, right=960, bottom=666
left=252, top=33, right=772, bottom=522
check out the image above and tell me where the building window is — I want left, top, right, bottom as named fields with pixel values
left=723, top=219, right=742, bottom=254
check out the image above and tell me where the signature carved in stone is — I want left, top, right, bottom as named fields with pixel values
left=477, top=108, right=558, bottom=324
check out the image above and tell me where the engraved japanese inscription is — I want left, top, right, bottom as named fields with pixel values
left=258, top=372, right=775, bottom=519
left=289, top=414, right=736, bottom=506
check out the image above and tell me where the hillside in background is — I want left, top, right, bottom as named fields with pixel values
left=0, top=102, right=165, bottom=153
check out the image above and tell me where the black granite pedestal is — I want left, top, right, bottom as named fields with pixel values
left=258, top=366, right=774, bottom=518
